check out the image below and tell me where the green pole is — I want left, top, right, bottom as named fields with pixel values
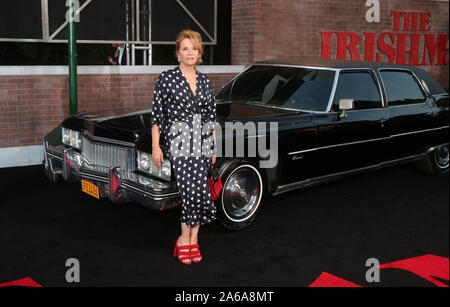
left=68, top=1, right=78, bottom=115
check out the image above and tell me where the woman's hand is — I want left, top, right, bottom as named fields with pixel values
left=211, top=155, right=216, bottom=165
left=152, top=146, right=164, bottom=168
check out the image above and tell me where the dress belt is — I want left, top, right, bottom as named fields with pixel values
left=187, top=113, right=201, bottom=121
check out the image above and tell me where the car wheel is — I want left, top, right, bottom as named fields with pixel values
left=215, top=160, right=265, bottom=231
left=418, top=144, right=449, bottom=174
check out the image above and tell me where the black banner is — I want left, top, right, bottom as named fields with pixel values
left=49, top=0, right=127, bottom=41
left=0, top=0, right=42, bottom=39
left=152, top=0, right=215, bottom=42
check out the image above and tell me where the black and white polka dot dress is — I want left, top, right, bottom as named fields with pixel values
left=150, top=66, right=218, bottom=227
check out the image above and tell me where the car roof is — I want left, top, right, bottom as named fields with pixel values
left=253, top=58, right=448, bottom=95
left=255, top=58, right=420, bottom=70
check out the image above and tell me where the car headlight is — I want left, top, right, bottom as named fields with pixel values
left=62, top=127, right=82, bottom=150
left=139, top=152, right=150, bottom=171
left=137, top=150, right=171, bottom=181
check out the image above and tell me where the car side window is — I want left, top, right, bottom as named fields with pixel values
left=380, top=70, right=426, bottom=106
left=332, top=71, right=382, bottom=111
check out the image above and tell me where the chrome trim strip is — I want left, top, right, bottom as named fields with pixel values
left=390, top=127, right=447, bottom=138
left=276, top=152, right=430, bottom=195
left=78, top=172, right=110, bottom=183
left=121, top=182, right=180, bottom=200
left=236, top=102, right=307, bottom=113
left=230, top=100, right=329, bottom=114
left=47, top=152, right=63, bottom=161
left=390, top=126, right=449, bottom=137
left=326, top=69, right=340, bottom=112
left=374, top=71, right=387, bottom=108
left=420, top=79, right=431, bottom=95
left=81, top=130, right=136, bottom=148
left=331, top=106, right=386, bottom=114
left=291, top=109, right=329, bottom=114
left=43, top=139, right=51, bottom=170
left=288, top=125, right=449, bottom=155
left=432, top=93, right=449, bottom=97
left=252, top=63, right=339, bottom=72
left=382, top=101, right=428, bottom=108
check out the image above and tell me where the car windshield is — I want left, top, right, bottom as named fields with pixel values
left=216, top=65, right=336, bottom=112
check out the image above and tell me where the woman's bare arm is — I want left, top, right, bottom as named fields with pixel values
left=151, top=124, right=164, bottom=168
left=151, top=124, right=160, bottom=148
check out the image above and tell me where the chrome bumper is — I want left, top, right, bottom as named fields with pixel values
left=44, top=143, right=181, bottom=211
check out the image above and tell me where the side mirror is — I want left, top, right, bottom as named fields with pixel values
left=339, top=99, right=354, bottom=119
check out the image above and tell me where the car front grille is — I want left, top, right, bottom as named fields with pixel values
left=81, top=137, right=133, bottom=172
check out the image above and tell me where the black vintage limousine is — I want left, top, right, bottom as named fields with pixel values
left=43, top=59, right=449, bottom=230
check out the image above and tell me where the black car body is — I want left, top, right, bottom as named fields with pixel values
left=43, top=59, right=449, bottom=230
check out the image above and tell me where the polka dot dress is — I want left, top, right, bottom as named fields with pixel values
left=150, top=66, right=218, bottom=227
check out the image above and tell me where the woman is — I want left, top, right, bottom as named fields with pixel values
left=150, top=29, right=218, bottom=265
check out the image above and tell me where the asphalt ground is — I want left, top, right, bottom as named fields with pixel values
left=0, top=162, right=448, bottom=288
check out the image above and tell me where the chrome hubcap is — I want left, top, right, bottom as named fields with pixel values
left=222, top=166, right=262, bottom=222
left=435, top=144, right=449, bottom=169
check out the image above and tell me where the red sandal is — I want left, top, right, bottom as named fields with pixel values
left=173, top=237, right=192, bottom=265
left=190, top=244, right=203, bottom=263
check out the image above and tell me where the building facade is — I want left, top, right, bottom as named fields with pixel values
left=0, top=0, right=448, bottom=166
left=232, top=0, right=449, bottom=87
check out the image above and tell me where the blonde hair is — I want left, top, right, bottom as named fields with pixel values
left=175, top=29, right=204, bottom=65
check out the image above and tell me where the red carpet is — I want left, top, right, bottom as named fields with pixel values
left=309, top=254, right=449, bottom=287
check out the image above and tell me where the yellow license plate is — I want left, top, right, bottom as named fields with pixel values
left=81, top=180, right=100, bottom=199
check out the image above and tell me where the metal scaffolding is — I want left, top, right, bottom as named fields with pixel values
left=0, top=0, right=218, bottom=66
